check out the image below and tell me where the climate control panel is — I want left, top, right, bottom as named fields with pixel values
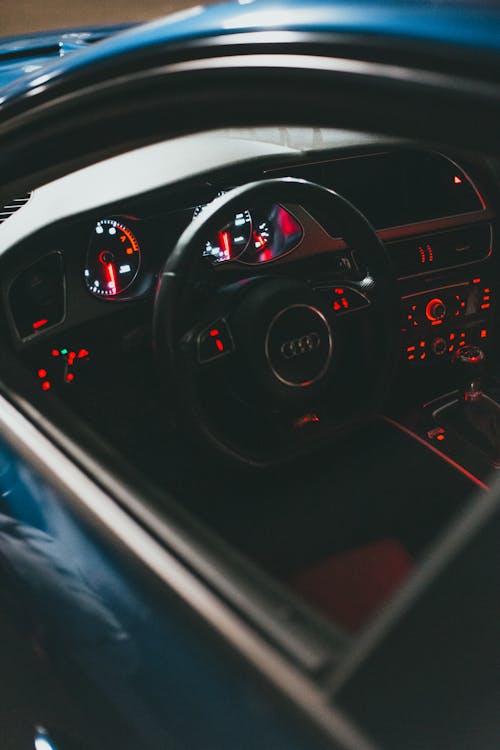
left=401, top=277, right=492, bottom=365
left=425, top=298, right=447, bottom=322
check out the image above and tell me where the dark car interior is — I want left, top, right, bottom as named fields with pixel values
left=3, top=0, right=500, bottom=740
left=0, top=118, right=498, bottom=747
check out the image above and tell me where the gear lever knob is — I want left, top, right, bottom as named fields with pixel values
left=454, top=345, right=485, bottom=401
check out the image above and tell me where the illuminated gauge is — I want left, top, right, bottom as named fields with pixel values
left=84, top=218, right=141, bottom=298
left=202, top=210, right=253, bottom=263
left=252, top=220, right=272, bottom=256
left=237, top=205, right=303, bottom=264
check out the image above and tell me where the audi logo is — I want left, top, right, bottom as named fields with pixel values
left=280, top=332, right=321, bottom=359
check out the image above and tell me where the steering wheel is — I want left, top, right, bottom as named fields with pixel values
left=154, top=177, right=399, bottom=467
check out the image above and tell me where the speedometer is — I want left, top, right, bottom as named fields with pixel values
left=84, top=218, right=141, bottom=298
left=202, top=210, right=252, bottom=263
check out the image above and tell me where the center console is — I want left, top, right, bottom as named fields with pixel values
left=390, top=224, right=499, bottom=485
left=369, top=162, right=500, bottom=487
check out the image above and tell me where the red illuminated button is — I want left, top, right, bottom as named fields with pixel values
left=197, top=320, right=234, bottom=363
left=425, top=298, right=446, bottom=322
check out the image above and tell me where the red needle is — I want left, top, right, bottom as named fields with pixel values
left=219, top=231, right=231, bottom=259
left=106, top=262, right=117, bottom=295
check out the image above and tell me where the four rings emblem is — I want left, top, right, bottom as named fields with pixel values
left=280, top=332, right=321, bottom=359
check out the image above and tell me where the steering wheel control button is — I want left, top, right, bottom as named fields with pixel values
left=265, top=304, right=332, bottom=387
left=197, top=320, right=234, bottom=363
left=317, top=285, right=370, bottom=314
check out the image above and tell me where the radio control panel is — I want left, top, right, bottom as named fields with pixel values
left=401, top=276, right=492, bottom=365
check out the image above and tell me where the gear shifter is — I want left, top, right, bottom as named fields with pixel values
left=454, top=345, right=485, bottom=401
left=435, top=345, right=500, bottom=466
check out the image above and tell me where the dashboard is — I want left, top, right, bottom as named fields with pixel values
left=0, top=137, right=497, bottom=428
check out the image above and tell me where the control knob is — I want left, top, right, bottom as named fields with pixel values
left=426, top=298, right=447, bottom=322
left=432, top=337, right=448, bottom=356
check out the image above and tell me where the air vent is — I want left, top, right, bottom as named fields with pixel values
left=0, top=192, right=31, bottom=224
left=388, top=224, right=492, bottom=278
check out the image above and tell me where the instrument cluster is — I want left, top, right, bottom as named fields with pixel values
left=82, top=202, right=304, bottom=301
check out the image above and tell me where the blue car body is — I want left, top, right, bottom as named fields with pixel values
left=3, top=0, right=500, bottom=100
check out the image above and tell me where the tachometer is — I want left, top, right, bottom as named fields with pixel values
left=84, top=218, right=141, bottom=298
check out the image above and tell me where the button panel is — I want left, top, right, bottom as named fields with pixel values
left=402, top=277, right=492, bottom=365
left=405, top=327, right=489, bottom=364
